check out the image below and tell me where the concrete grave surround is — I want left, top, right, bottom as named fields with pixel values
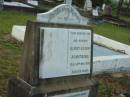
left=12, top=25, right=130, bottom=74
left=93, top=55, right=130, bottom=74
left=11, top=25, right=26, bottom=41
left=11, top=26, right=130, bottom=56
left=3, top=1, right=33, bottom=8
left=94, top=34, right=130, bottom=55
left=11, top=25, right=130, bottom=75
left=37, top=4, right=88, bottom=25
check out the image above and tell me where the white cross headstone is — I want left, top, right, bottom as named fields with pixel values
left=64, top=0, right=72, bottom=5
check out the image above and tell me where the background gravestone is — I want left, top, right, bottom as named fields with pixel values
left=64, top=0, right=72, bottom=5
left=84, top=0, right=92, bottom=11
left=8, top=4, right=98, bottom=97
left=0, top=0, right=4, bottom=10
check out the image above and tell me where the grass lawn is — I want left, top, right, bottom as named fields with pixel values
left=0, top=10, right=35, bottom=35
left=93, top=23, right=130, bottom=45
left=0, top=10, right=35, bottom=97
left=0, top=10, right=130, bottom=97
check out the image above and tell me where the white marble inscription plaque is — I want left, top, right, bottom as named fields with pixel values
left=39, top=27, right=92, bottom=79
left=51, top=90, right=90, bottom=97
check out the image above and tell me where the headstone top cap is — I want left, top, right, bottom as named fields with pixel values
left=37, top=4, right=88, bottom=25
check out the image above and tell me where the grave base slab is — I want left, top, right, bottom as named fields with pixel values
left=8, top=77, right=98, bottom=97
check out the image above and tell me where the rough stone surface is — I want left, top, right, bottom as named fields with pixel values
left=8, top=77, right=98, bottom=97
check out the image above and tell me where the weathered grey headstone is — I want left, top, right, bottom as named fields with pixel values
left=84, top=0, right=92, bottom=11
left=103, top=5, right=112, bottom=16
left=37, top=4, right=92, bottom=80
left=64, top=0, right=72, bottom=5
left=8, top=4, right=98, bottom=97
left=37, top=4, right=89, bottom=25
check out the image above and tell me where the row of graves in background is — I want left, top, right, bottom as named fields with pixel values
left=40, top=0, right=112, bottom=18
left=64, top=0, right=92, bottom=11
left=2, top=0, right=93, bottom=14
left=1, top=0, right=110, bottom=17
left=40, top=0, right=113, bottom=17
left=8, top=4, right=98, bottom=97
left=36, top=0, right=93, bottom=14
